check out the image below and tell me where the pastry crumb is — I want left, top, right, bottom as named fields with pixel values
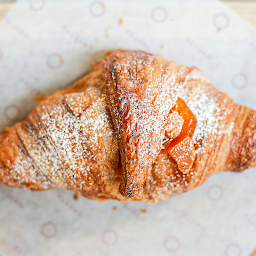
left=113, top=206, right=117, bottom=210
left=73, top=193, right=80, bottom=201
left=144, top=230, right=148, bottom=234
left=190, top=203, right=194, bottom=207
left=234, top=225, right=237, bottom=229
left=35, top=96, right=45, bottom=103
left=160, top=45, right=164, bottom=49
left=140, top=209, right=147, bottom=213
left=119, top=18, right=123, bottom=24
left=90, top=44, right=93, bottom=49
left=203, top=203, right=207, bottom=207
left=93, top=207, right=98, bottom=212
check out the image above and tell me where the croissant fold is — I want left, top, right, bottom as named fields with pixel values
left=0, top=50, right=255, bottom=203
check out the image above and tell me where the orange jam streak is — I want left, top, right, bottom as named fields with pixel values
left=168, top=136, right=196, bottom=173
left=162, top=98, right=197, bottom=173
left=162, top=98, right=197, bottom=151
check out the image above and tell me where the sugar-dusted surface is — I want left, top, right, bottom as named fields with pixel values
left=0, top=53, right=245, bottom=204
left=103, top=50, right=183, bottom=196
left=181, top=69, right=236, bottom=151
left=1, top=0, right=256, bottom=256
left=165, top=110, right=184, bottom=139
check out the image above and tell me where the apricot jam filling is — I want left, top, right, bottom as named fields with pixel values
left=162, top=98, right=197, bottom=173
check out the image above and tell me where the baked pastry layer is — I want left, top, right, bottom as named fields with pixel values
left=0, top=50, right=255, bottom=203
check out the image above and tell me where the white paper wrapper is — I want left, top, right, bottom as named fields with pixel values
left=1, top=0, right=256, bottom=255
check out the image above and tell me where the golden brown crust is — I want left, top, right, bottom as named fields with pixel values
left=0, top=50, right=255, bottom=203
left=101, top=50, right=183, bottom=197
left=224, top=107, right=256, bottom=172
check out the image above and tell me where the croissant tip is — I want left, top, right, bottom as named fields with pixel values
left=119, top=182, right=142, bottom=198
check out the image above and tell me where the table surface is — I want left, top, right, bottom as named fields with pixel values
left=0, top=1, right=256, bottom=255
left=0, top=0, right=256, bottom=28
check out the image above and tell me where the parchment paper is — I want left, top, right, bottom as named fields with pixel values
left=1, top=0, right=256, bottom=255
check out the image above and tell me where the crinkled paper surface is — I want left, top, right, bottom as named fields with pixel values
left=0, top=0, right=256, bottom=255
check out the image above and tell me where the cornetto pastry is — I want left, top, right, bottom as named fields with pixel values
left=0, top=50, right=255, bottom=203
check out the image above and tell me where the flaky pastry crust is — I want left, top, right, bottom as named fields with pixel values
left=0, top=50, right=255, bottom=203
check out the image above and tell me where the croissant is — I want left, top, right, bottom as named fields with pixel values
left=0, top=50, right=255, bottom=203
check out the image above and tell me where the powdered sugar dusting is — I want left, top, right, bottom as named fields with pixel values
left=165, top=110, right=184, bottom=139
left=187, top=91, right=221, bottom=143
left=11, top=151, right=51, bottom=189
left=36, top=86, right=117, bottom=193
left=104, top=50, right=183, bottom=194
left=40, top=103, right=89, bottom=189
left=0, top=53, right=240, bottom=203
left=18, top=123, right=68, bottom=188
left=180, top=69, right=234, bottom=152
